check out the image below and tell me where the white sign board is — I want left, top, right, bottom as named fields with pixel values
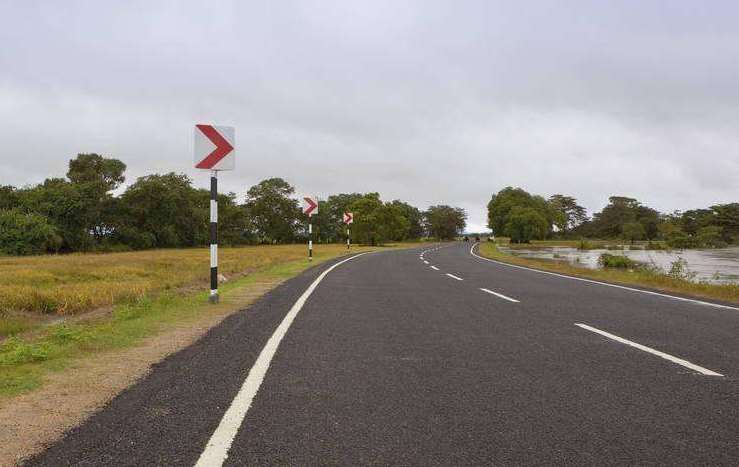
left=194, top=124, right=235, bottom=171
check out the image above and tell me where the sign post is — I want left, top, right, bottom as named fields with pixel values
left=303, top=197, right=318, bottom=261
left=194, top=124, right=235, bottom=303
left=343, top=212, right=353, bottom=249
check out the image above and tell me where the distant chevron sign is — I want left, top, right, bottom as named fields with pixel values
left=303, top=197, right=318, bottom=216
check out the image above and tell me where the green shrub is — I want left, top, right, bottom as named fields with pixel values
left=598, top=253, right=635, bottom=269
left=696, top=226, right=726, bottom=248
left=667, top=257, right=697, bottom=281
left=666, top=231, right=697, bottom=249
left=577, top=238, right=596, bottom=250
left=622, top=222, right=645, bottom=244
left=0, top=209, right=61, bottom=255
left=666, top=228, right=727, bottom=249
left=0, top=338, right=51, bottom=365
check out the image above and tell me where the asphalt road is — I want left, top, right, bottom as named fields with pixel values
left=25, top=243, right=739, bottom=466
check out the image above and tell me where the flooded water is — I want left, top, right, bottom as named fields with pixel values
left=498, top=246, right=739, bottom=284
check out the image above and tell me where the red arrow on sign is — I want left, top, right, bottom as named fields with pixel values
left=303, top=197, right=318, bottom=216
left=195, top=124, right=234, bottom=169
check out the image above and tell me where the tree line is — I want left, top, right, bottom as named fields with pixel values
left=488, top=186, right=739, bottom=247
left=0, top=154, right=467, bottom=255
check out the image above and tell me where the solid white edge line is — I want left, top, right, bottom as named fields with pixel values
left=446, top=273, right=463, bottom=281
left=195, top=252, right=370, bottom=467
left=574, top=323, right=723, bottom=376
left=430, top=266, right=439, bottom=271
left=480, top=288, right=520, bottom=303
left=470, top=243, right=739, bottom=311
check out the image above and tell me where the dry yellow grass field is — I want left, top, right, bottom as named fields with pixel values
left=0, top=244, right=383, bottom=318
left=0, top=243, right=420, bottom=400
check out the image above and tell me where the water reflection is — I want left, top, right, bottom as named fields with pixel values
left=497, top=246, right=739, bottom=284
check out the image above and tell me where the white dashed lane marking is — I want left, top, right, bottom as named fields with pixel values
left=575, top=323, right=723, bottom=377
left=479, top=288, right=519, bottom=303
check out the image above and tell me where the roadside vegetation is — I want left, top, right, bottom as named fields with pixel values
left=0, top=243, right=413, bottom=399
left=0, top=245, right=369, bottom=321
left=494, top=238, right=613, bottom=250
left=0, top=153, right=467, bottom=256
left=477, top=241, right=739, bottom=305
left=487, top=186, right=738, bottom=248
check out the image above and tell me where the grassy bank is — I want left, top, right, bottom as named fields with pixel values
left=0, top=245, right=369, bottom=318
left=0, top=244, right=407, bottom=399
left=492, top=237, right=672, bottom=250
left=478, top=242, right=739, bottom=305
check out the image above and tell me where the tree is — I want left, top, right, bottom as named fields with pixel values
left=548, top=194, right=588, bottom=236
left=114, top=173, right=204, bottom=248
left=488, top=187, right=553, bottom=238
left=314, top=193, right=366, bottom=243
left=622, top=222, right=645, bottom=244
left=17, top=178, right=96, bottom=251
left=67, top=153, right=126, bottom=191
left=696, top=226, right=726, bottom=248
left=425, top=205, right=467, bottom=240
left=711, top=203, right=739, bottom=242
left=636, top=205, right=660, bottom=240
left=389, top=200, right=424, bottom=239
left=590, top=196, right=658, bottom=240
left=12, top=154, right=128, bottom=251
left=680, top=208, right=715, bottom=235
left=0, top=185, right=20, bottom=211
left=376, top=202, right=410, bottom=243
left=0, top=209, right=61, bottom=255
left=325, top=193, right=363, bottom=218
left=591, top=196, right=639, bottom=238
left=309, top=199, right=336, bottom=243
left=330, top=194, right=418, bottom=245
left=657, top=214, right=682, bottom=239
left=349, top=193, right=385, bottom=245
left=503, top=206, right=548, bottom=243
left=192, top=189, right=252, bottom=246
left=66, top=153, right=127, bottom=244
left=666, top=231, right=697, bottom=249
left=243, top=178, right=301, bottom=243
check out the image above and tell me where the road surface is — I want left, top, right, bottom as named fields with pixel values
left=26, top=243, right=739, bottom=466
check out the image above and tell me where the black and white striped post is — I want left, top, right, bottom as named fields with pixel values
left=343, top=212, right=353, bottom=250
left=308, top=221, right=313, bottom=261
left=194, top=123, right=235, bottom=305
left=209, top=171, right=219, bottom=303
left=302, top=197, right=318, bottom=262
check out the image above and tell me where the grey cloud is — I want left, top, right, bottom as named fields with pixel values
left=1, top=0, right=738, bottom=232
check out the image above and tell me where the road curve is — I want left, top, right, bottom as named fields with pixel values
left=26, top=243, right=739, bottom=466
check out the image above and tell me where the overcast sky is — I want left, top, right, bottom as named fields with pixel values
left=1, top=1, right=738, bottom=232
